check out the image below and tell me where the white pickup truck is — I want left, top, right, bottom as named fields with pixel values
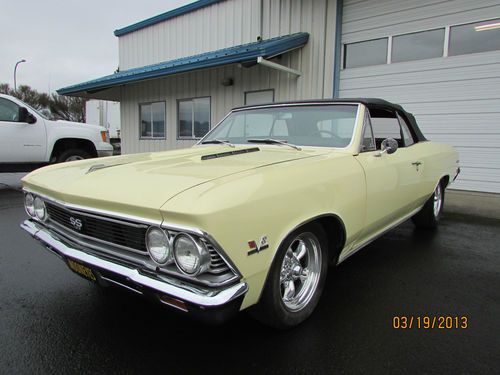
left=0, top=94, right=114, bottom=172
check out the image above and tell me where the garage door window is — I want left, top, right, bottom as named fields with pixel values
left=178, top=97, right=210, bottom=139
left=140, top=102, right=165, bottom=139
left=449, top=18, right=500, bottom=56
left=392, top=29, right=445, bottom=63
left=344, top=38, right=388, bottom=68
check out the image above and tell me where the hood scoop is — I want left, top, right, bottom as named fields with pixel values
left=201, top=147, right=260, bottom=161
left=86, top=163, right=126, bottom=174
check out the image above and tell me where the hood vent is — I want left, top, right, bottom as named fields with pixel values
left=86, top=163, right=125, bottom=174
left=201, top=147, right=260, bottom=161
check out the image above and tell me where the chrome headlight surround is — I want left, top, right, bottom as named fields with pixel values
left=24, top=193, right=35, bottom=217
left=145, top=226, right=172, bottom=266
left=173, top=233, right=211, bottom=276
left=33, top=196, right=48, bottom=222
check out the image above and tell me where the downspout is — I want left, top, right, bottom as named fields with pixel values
left=333, top=0, right=343, bottom=98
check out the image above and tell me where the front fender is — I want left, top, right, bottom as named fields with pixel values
left=160, top=153, right=366, bottom=309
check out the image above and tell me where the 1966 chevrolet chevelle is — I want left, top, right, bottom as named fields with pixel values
left=21, top=99, right=459, bottom=328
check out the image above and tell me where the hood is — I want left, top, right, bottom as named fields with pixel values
left=22, top=145, right=330, bottom=217
left=55, top=119, right=106, bottom=132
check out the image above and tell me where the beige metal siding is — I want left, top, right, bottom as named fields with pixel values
left=340, top=0, right=500, bottom=193
left=119, top=0, right=338, bottom=155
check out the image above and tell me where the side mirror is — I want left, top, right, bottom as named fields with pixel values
left=378, top=138, right=398, bottom=156
left=18, top=107, right=37, bottom=124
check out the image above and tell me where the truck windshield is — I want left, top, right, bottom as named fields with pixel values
left=202, top=104, right=359, bottom=148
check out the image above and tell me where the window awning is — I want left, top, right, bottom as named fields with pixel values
left=58, top=32, right=309, bottom=97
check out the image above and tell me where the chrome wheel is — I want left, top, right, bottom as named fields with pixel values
left=65, top=155, right=84, bottom=162
left=279, top=232, right=322, bottom=312
left=433, top=184, right=442, bottom=217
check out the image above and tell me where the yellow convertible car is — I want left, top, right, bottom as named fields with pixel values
left=21, top=99, right=459, bottom=328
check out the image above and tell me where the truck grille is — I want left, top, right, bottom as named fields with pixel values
left=45, top=201, right=230, bottom=275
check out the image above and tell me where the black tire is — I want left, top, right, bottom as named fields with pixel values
left=251, top=222, right=329, bottom=329
left=57, top=148, right=92, bottom=163
left=412, top=181, right=445, bottom=229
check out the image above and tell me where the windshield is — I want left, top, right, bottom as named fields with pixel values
left=202, top=104, right=359, bottom=148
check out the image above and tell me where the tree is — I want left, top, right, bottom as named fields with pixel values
left=0, top=82, right=86, bottom=122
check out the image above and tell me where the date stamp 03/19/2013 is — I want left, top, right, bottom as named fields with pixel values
left=392, top=316, right=468, bottom=330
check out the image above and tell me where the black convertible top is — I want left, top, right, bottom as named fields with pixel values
left=233, top=98, right=427, bottom=142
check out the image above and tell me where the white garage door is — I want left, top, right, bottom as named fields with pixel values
left=340, top=0, right=500, bottom=193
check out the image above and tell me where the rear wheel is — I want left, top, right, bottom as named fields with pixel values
left=412, top=181, right=445, bottom=229
left=57, top=148, right=92, bottom=163
left=251, top=223, right=328, bottom=329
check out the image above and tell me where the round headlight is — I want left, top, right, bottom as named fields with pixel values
left=24, top=193, right=35, bottom=217
left=146, top=227, right=171, bottom=265
left=33, top=197, right=48, bottom=221
left=173, top=234, right=211, bottom=276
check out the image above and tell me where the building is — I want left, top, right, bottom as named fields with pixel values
left=58, top=0, right=500, bottom=195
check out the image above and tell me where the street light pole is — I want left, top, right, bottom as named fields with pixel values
left=14, top=59, right=26, bottom=92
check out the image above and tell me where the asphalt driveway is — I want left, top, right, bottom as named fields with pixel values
left=0, top=187, right=498, bottom=374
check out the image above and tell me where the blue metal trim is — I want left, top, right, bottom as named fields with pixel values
left=333, top=0, right=343, bottom=98
left=57, top=33, right=309, bottom=96
left=114, top=0, right=225, bottom=37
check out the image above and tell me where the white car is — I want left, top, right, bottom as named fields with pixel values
left=0, top=94, right=113, bottom=172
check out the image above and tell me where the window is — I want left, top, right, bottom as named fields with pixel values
left=397, top=113, right=415, bottom=147
left=140, top=102, right=165, bottom=139
left=244, top=90, right=274, bottom=105
left=0, top=98, right=20, bottom=122
left=361, top=110, right=376, bottom=152
left=449, top=18, right=500, bottom=56
left=204, top=105, right=359, bottom=148
left=344, top=38, right=388, bottom=68
left=178, top=97, right=210, bottom=139
left=368, top=108, right=417, bottom=149
left=392, top=29, right=445, bottom=63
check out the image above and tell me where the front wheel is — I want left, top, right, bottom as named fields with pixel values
left=57, top=148, right=92, bottom=163
left=412, top=181, right=445, bottom=229
left=251, top=223, right=328, bottom=329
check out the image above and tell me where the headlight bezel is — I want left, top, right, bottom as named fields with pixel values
left=145, top=226, right=172, bottom=266
left=33, top=196, right=48, bottom=222
left=24, top=193, right=35, bottom=217
left=172, top=233, right=211, bottom=276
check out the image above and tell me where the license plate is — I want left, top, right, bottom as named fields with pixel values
left=67, top=259, right=96, bottom=282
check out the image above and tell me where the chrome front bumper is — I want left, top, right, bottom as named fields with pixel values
left=21, top=219, right=248, bottom=312
left=97, top=150, right=114, bottom=157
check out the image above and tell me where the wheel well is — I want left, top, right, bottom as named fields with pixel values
left=306, top=215, right=346, bottom=265
left=441, top=175, right=450, bottom=189
left=50, top=138, right=97, bottom=161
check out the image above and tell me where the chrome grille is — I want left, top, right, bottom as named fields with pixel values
left=46, top=202, right=148, bottom=252
left=45, top=201, right=230, bottom=275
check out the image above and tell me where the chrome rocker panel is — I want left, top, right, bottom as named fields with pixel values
left=21, top=219, right=248, bottom=310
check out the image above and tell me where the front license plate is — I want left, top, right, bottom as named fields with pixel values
left=67, top=259, right=96, bottom=282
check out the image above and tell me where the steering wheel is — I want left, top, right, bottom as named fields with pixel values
left=318, top=129, right=343, bottom=142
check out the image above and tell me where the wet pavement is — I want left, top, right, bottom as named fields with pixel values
left=0, top=188, right=499, bottom=374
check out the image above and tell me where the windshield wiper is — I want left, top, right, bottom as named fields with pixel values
left=200, top=139, right=235, bottom=148
left=247, top=138, right=301, bottom=151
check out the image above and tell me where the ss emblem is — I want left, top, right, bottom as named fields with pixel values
left=69, top=217, right=83, bottom=231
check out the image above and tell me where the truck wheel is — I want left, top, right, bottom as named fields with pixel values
left=251, top=223, right=328, bottom=329
left=57, top=149, right=92, bottom=163
left=412, top=181, right=445, bottom=229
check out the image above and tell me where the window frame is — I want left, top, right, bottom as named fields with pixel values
left=343, top=37, right=389, bottom=69
left=139, top=101, right=166, bottom=140
left=391, top=28, right=445, bottom=63
left=177, top=96, right=211, bottom=140
left=342, top=16, right=500, bottom=69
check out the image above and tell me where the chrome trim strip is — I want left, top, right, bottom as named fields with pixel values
left=21, top=219, right=248, bottom=308
left=23, top=188, right=162, bottom=226
left=337, top=205, right=424, bottom=264
left=100, top=276, right=144, bottom=295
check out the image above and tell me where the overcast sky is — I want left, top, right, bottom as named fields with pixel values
left=0, top=0, right=194, bottom=93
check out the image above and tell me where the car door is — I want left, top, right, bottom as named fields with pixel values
left=0, top=97, right=47, bottom=162
left=354, top=107, right=422, bottom=239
